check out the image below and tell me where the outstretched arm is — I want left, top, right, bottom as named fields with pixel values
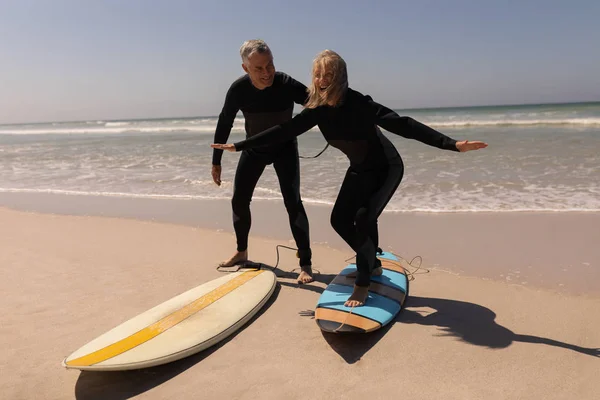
left=212, top=108, right=319, bottom=152
left=368, top=97, right=487, bottom=152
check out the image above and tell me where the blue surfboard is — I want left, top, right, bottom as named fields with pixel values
left=315, top=251, right=409, bottom=333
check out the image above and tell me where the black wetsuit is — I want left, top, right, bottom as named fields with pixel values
left=234, top=88, right=459, bottom=286
left=212, top=72, right=312, bottom=266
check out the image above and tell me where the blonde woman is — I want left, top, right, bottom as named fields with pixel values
left=212, top=50, right=487, bottom=307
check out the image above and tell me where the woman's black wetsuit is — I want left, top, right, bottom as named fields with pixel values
left=234, top=88, right=459, bottom=286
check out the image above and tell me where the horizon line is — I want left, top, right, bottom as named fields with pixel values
left=2, top=99, right=599, bottom=127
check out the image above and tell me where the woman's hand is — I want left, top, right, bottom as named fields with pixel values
left=211, top=143, right=236, bottom=152
left=455, top=140, right=488, bottom=152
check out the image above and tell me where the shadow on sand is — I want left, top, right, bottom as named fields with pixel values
left=73, top=261, right=598, bottom=398
left=73, top=276, right=281, bottom=400
left=286, top=269, right=600, bottom=364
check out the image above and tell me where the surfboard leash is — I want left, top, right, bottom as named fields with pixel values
left=299, top=143, right=329, bottom=159
left=272, top=245, right=321, bottom=276
left=333, top=304, right=357, bottom=333
left=215, top=262, right=263, bottom=273
left=215, top=244, right=322, bottom=276
left=391, top=253, right=426, bottom=282
left=343, top=249, right=427, bottom=282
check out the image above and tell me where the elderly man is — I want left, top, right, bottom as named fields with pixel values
left=211, top=39, right=313, bottom=283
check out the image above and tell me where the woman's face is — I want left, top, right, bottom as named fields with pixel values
left=313, top=66, right=334, bottom=93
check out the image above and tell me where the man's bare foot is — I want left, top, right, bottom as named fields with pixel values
left=297, top=266, right=314, bottom=284
left=344, top=285, right=369, bottom=307
left=218, top=250, right=248, bottom=267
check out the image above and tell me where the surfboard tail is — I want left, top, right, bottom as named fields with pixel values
left=315, top=307, right=381, bottom=334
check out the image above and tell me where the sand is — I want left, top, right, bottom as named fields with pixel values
left=2, top=191, right=599, bottom=295
left=1, top=205, right=599, bottom=400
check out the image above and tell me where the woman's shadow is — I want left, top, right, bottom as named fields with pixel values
left=285, top=269, right=600, bottom=364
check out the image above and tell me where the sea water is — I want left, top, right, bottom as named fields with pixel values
left=1, top=102, right=599, bottom=213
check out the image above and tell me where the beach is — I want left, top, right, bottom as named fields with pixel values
left=3, top=0, right=600, bottom=397
left=1, top=198, right=599, bottom=399
left=2, top=101, right=599, bottom=398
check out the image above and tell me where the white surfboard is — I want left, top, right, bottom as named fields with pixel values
left=62, top=268, right=276, bottom=371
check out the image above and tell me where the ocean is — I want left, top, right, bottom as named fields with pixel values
left=1, top=102, right=599, bottom=213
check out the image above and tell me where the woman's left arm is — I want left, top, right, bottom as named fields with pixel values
left=368, top=96, right=487, bottom=152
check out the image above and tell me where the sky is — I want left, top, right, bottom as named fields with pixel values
left=1, top=0, right=599, bottom=124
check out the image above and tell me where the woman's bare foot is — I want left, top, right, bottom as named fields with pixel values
left=344, top=285, right=369, bottom=307
left=218, top=250, right=248, bottom=267
left=297, top=266, right=314, bottom=284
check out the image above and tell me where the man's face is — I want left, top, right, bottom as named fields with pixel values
left=242, top=51, right=275, bottom=90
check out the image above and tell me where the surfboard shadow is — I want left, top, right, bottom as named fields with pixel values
left=73, top=283, right=282, bottom=400
left=321, top=320, right=395, bottom=364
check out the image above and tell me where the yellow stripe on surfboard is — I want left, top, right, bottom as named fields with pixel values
left=66, top=269, right=264, bottom=367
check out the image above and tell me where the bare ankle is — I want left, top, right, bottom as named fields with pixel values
left=297, top=266, right=314, bottom=283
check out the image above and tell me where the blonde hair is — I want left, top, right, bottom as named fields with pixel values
left=239, top=39, right=271, bottom=64
left=305, top=50, right=348, bottom=109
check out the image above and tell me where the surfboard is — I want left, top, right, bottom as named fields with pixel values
left=315, top=251, right=409, bottom=333
left=62, top=268, right=276, bottom=371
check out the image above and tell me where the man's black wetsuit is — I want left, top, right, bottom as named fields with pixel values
left=212, top=72, right=312, bottom=266
left=234, top=88, right=459, bottom=286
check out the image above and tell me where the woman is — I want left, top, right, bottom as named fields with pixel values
left=212, top=50, right=488, bottom=307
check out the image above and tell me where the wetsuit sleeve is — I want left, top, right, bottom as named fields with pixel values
left=212, top=85, right=240, bottom=165
left=367, top=97, right=459, bottom=151
left=289, top=76, right=309, bottom=105
left=234, top=108, right=318, bottom=151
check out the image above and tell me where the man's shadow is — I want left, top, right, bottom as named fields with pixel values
left=280, top=268, right=599, bottom=364
left=73, top=276, right=281, bottom=400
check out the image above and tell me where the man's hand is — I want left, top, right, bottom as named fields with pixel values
left=455, top=140, right=488, bottom=152
left=211, top=165, right=222, bottom=186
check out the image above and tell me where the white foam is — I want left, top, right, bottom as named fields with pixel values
left=0, top=187, right=232, bottom=200
left=426, top=118, right=600, bottom=128
left=3, top=114, right=600, bottom=135
left=1, top=187, right=599, bottom=213
left=0, top=125, right=225, bottom=135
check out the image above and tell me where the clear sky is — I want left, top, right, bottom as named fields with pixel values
left=1, top=0, right=599, bottom=124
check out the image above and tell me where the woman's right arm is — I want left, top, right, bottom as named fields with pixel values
left=233, top=108, right=319, bottom=151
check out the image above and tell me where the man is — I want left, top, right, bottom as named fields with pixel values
left=211, top=39, right=313, bottom=283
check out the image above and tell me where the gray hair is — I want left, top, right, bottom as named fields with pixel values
left=240, top=39, right=271, bottom=64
